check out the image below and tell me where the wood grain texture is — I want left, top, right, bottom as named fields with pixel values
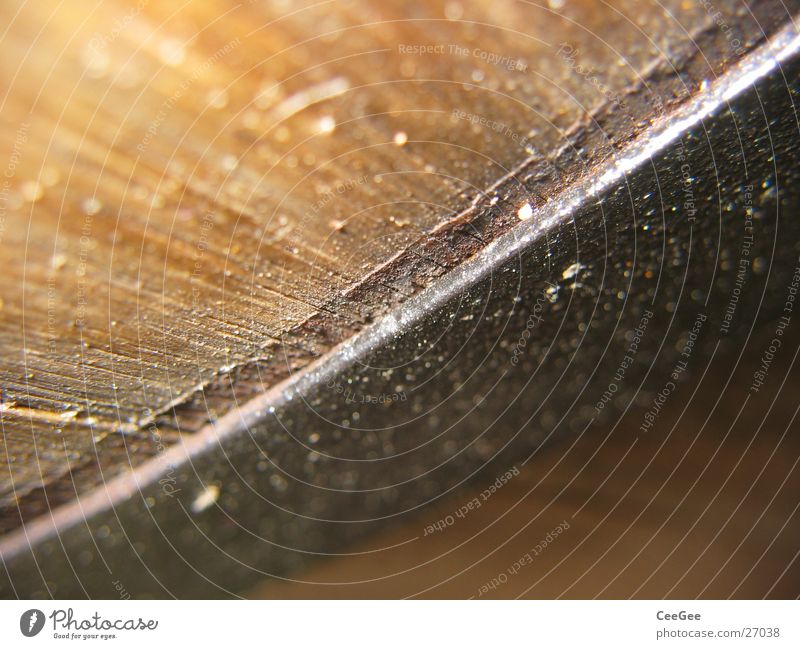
left=0, top=0, right=792, bottom=528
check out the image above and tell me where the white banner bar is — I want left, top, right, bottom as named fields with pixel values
left=0, top=600, right=797, bottom=648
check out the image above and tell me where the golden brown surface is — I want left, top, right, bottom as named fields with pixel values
left=0, top=0, right=787, bottom=526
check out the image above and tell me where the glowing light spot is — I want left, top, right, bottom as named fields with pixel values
left=207, top=88, right=229, bottom=110
left=221, top=154, right=238, bottom=171
left=158, top=39, right=186, bottom=66
left=82, top=197, right=102, bottom=215
left=445, top=1, right=464, bottom=20
left=318, top=115, right=336, bottom=134
left=51, top=254, right=67, bottom=270
left=21, top=181, right=43, bottom=203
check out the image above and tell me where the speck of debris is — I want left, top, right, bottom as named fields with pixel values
left=190, top=484, right=220, bottom=513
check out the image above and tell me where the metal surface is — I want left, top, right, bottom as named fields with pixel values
left=2, top=21, right=800, bottom=598
left=0, top=0, right=790, bottom=528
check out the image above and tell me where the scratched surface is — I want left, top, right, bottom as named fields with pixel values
left=0, top=0, right=794, bottom=531
left=2, top=14, right=799, bottom=596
